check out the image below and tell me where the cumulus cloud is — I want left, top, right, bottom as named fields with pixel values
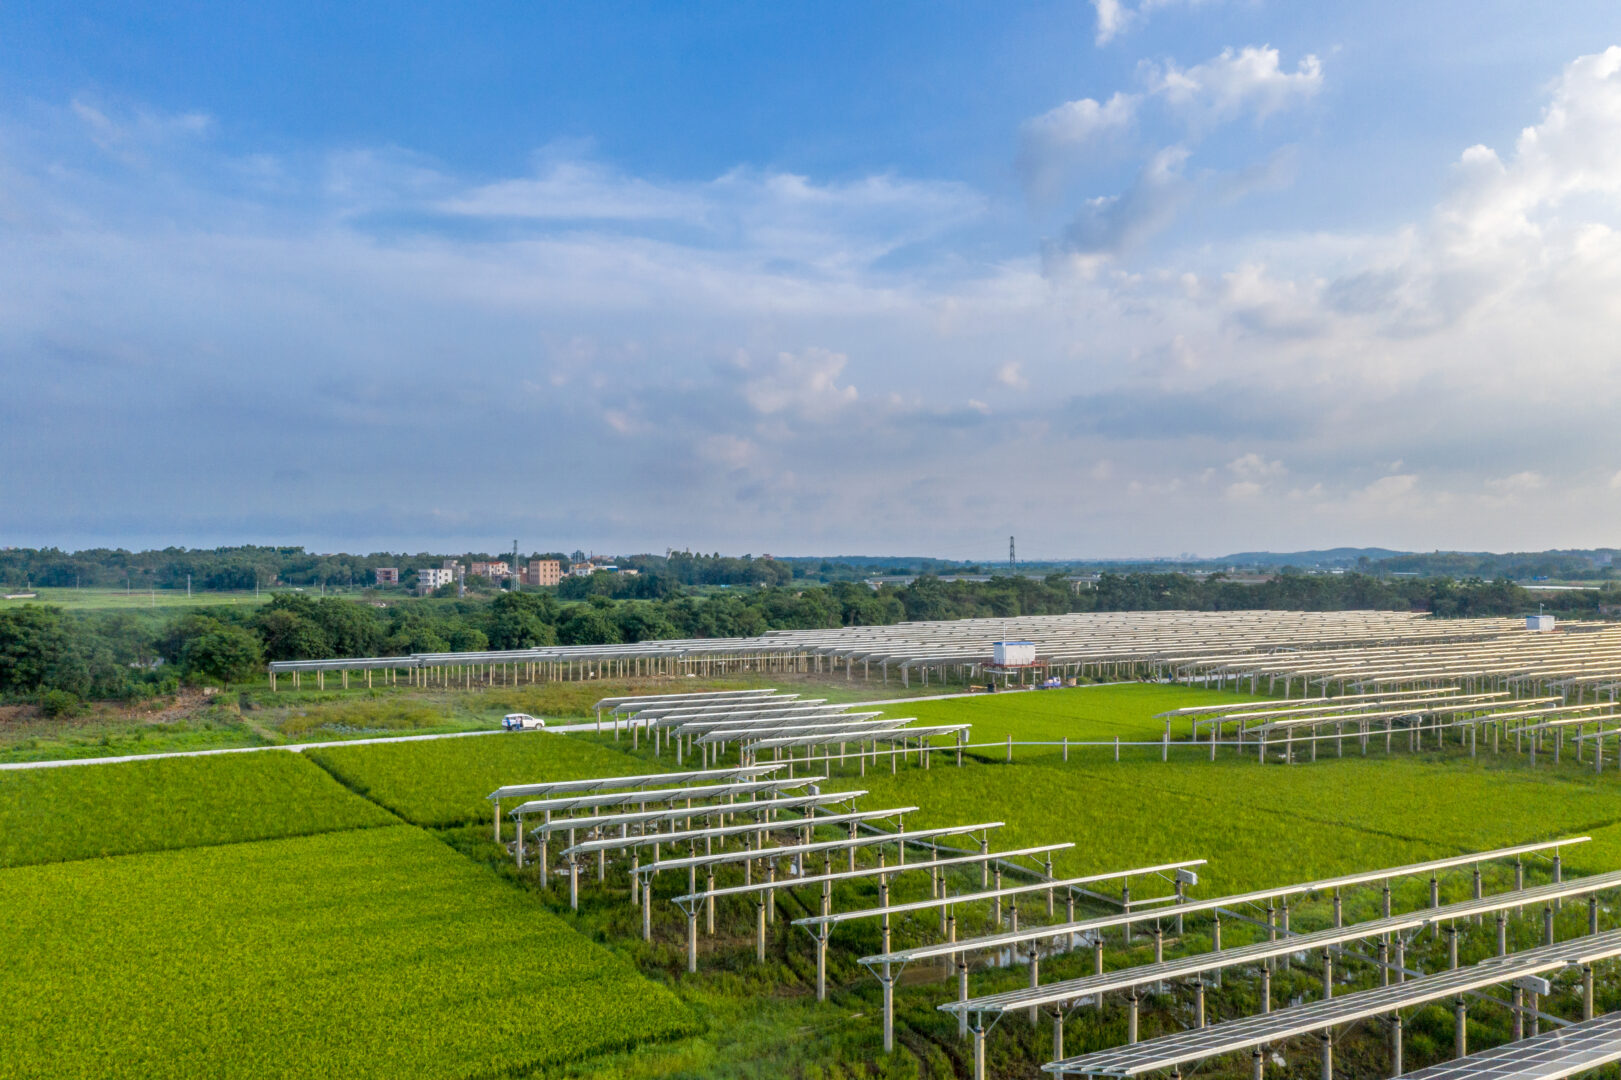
left=1018, top=92, right=1138, bottom=201
left=1029, top=45, right=1319, bottom=250
left=1144, top=47, right=1323, bottom=125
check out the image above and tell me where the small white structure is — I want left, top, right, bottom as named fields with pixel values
left=993, top=640, right=1036, bottom=666
left=1527, top=614, right=1556, bottom=632
left=502, top=713, right=546, bottom=731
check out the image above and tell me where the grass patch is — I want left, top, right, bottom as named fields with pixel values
left=278, top=697, right=451, bottom=739
left=0, top=826, right=700, bottom=1080
left=305, top=731, right=656, bottom=828
left=0, top=752, right=396, bottom=868
left=900, top=683, right=1263, bottom=752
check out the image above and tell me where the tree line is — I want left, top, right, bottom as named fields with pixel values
left=1, top=571, right=1612, bottom=706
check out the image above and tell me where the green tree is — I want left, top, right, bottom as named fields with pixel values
left=558, top=606, right=622, bottom=646
left=253, top=610, right=331, bottom=662
left=181, top=626, right=264, bottom=686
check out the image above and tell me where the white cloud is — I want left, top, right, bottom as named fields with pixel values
left=1486, top=471, right=1546, bottom=494
left=1360, top=474, right=1419, bottom=501
left=1029, top=45, right=1319, bottom=250
left=1228, top=453, right=1285, bottom=479
left=1146, top=47, right=1323, bottom=125
left=741, top=348, right=858, bottom=417
left=1018, top=92, right=1138, bottom=200
left=15, top=52, right=1621, bottom=556
left=996, top=361, right=1029, bottom=389
left=1061, top=145, right=1192, bottom=253
left=1091, top=0, right=1218, bottom=46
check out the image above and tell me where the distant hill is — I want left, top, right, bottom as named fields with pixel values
left=1213, top=548, right=1410, bottom=567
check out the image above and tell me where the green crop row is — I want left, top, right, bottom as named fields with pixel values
left=0, top=752, right=396, bottom=868
left=305, top=731, right=656, bottom=827
left=0, top=825, right=699, bottom=1080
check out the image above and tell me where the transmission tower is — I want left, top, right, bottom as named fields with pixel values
left=1009, top=536, right=1015, bottom=573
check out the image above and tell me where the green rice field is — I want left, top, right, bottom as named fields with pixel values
left=0, top=826, right=698, bottom=1080
left=0, top=752, right=396, bottom=868
left=10, top=679, right=1621, bottom=1078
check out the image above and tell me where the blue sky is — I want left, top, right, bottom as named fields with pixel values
left=6, top=3, right=1621, bottom=558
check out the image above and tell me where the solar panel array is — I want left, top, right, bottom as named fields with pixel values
left=269, top=609, right=1583, bottom=694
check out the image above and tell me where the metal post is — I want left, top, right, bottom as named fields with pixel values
left=1323, top=950, right=1333, bottom=1000
left=642, top=878, right=652, bottom=940
left=1585, top=964, right=1595, bottom=1020
left=1390, top=1014, right=1403, bottom=1078
left=1394, top=938, right=1405, bottom=984
left=1195, top=980, right=1205, bottom=1027
left=1053, top=1007, right=1065, bottom=1061
left=1455, top=997, right=1467, bottom=1058
left=1029, top=948, right=1040, bottom=1026
left=1545, top=904, right=1554, bottom=946
left=1262, top=967, right=1271, bottom=1013
left=1128, top=991, right=1139, bottom=1043
left=569, top=859, right=579, bottom=911
left=1513, top=986, right=1524, bottom=1041
left=1321, top=1030, right=1333, bottom=1080
left=756, top=901, right=766, bottom=962
left=1498, top=911, right=1508, bottom=956
left=687, top=909, right=698, bottom=973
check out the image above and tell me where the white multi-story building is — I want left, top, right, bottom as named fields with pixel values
left=418, top=567, right=456, bottom=593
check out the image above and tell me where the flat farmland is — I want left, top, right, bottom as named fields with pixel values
left=305, top=730, right=659, bottom=827
left=11, top=680, right=1621, bottom=1079
left=0, top=752, right=396, bottom=868
left=0, top=826, right=699, bottom=1080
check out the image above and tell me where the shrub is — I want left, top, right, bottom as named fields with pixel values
left=39, top=688, right=83, bottom=718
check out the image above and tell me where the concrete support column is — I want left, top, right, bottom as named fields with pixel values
left=1455, top=997, right=1467, bottom=1058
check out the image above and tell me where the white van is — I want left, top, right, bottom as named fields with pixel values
left=501, top=713, right=546, bottom=731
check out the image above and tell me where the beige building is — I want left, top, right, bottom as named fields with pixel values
left=469, top=561, right=510, bottom=579
left=374, top=567, right=399, bottom=586
left=523, top=559, right=562, bottom=586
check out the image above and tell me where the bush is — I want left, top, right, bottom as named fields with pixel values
left=39, top=689, right=83, bottom=718
left=180, top=626, right=263, bottom=686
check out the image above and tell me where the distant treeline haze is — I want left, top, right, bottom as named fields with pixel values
left=0, top=569, right=1612, bottom=704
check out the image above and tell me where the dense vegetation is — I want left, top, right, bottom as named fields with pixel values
left=0, top=826, right=700, bottom=1080
left=4, top=570, right=1616, bottom=703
